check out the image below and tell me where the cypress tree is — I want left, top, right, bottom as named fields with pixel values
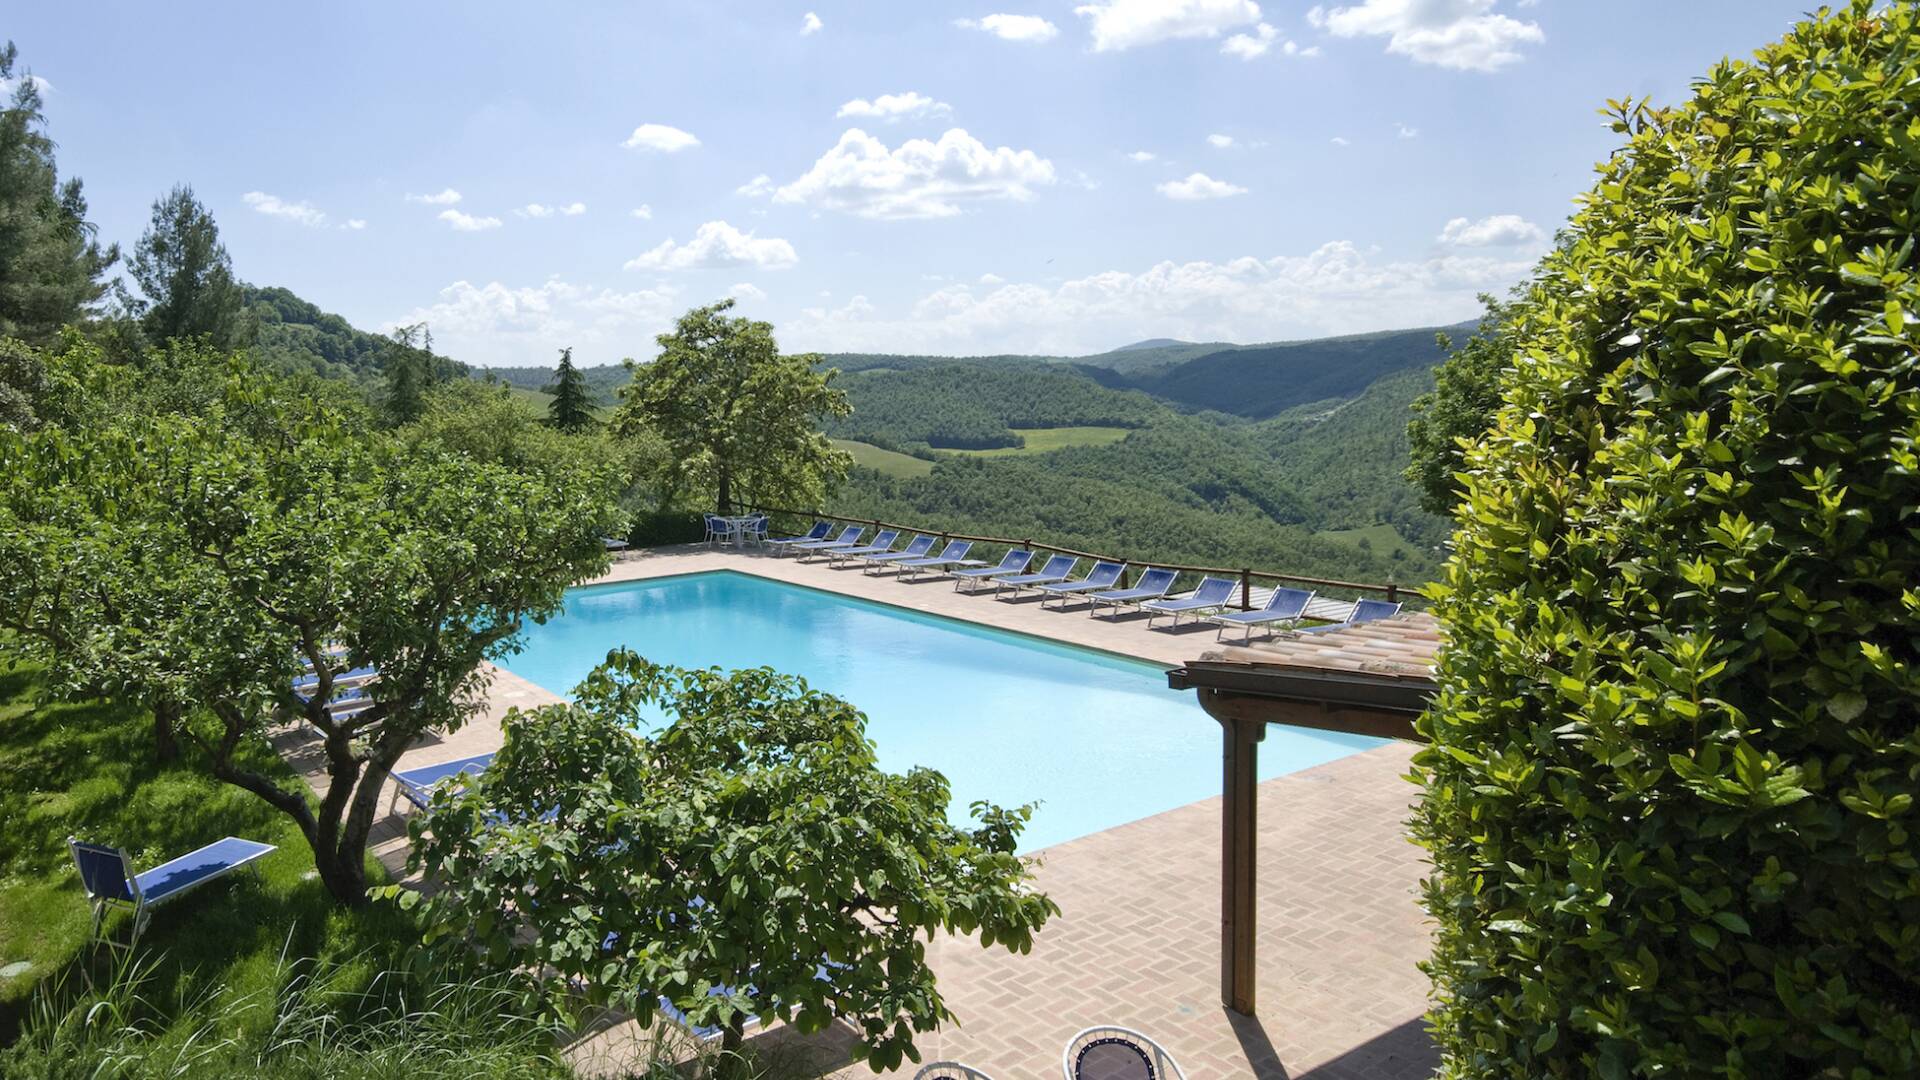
left=544, top=346, right=595, bottom=432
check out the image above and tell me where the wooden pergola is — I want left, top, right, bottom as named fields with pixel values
left=1166, top=616, right=1439, bottom=1017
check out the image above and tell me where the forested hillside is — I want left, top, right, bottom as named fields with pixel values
left=244, top=285, right=461, bottom=380
left=827, top=364, right=1164, bottom=450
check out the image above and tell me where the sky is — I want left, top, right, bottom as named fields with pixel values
left=13, top=0, right=1816, bottom=367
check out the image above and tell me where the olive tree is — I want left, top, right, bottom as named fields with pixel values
left=0, top=353, right=626, bottom=904
left=1414, top=4, right=1920, bottom=1075
left=390, top=652, right=1058, bottom=1070
left=612, top=300, right=850, bottom=514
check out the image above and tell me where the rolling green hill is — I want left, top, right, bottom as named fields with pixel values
left=826, top=364, right=1163, bottom=451
left=244, top=285, right=461, bottom=380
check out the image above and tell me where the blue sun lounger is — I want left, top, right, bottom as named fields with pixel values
left=1210, top=587, right=1315, bottom=643
left=791, top=526, right=865, bottom=560
left=1298, top=598, right=1403, bottom=633
left=392, top=752, right=496, bottom=812
left=992, top=554, right=1079, bottom=598
left=896, top=540, right=982, bottom=581
left=951, top=549, right=1034, bottom=592
left=292, top=665, right=377, bottom=694
left=825, top=529, right=900, bottom=566
left=1083, top=567, right=1179, bottom=619
left=766, top=520, right=832, bottom=553
left=1141, top=576, right=1238, bottom=629
left=69, top=835, right=276, bottom=943
left=1036, top=561, right=1126, bottom=609
left=859, top=533, right=936, bottom=572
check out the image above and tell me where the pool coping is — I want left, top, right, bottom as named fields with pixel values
left=584, top=546, right=1220, bottom=669
left=557, top=566, right=1183, bottom=677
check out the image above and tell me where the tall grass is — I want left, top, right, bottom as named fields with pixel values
left=0, top=935, right=572, bottom=1080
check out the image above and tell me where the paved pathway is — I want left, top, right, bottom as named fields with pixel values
left=285, top=545, right=1438, bottom=1078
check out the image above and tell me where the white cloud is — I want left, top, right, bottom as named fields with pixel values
left=438, top=208, right=503, bottom=232
left=955, top=14, right=1061, bottom=42
left=1206, top=133, right=1235, bottom=149
left=979, top=272, right=1005, bottom=285
left=621, top=123, right=700, bottom=152
left=383, top=277, right=680, bottom=368
left=623, top=220, right=799, bottom=271
left=1330, top=135, right=1350, bottom=146
left=737, top=174, right=776, bottom=198
left=1397, top=122, right=1419, bottom=138
left=0, top=73, right=53, bottom=96
left=729, top=282, right=767, bottom=301
left=343, top=219, right=368, bottom=230
left=242, top=191, right=329, bottom=228
left=774, top=127, right=1056, bottom=220
left=1128, top=150, right=1158, bottom=162
left=836, top=91, right=953, bottom=122
left=801, top=11, right=823, bottom=35
left=1074, top=0, right=1261, bottom=51
left=785, top=241, right=1531, bottom=355
left=1308, top=0, right=1543, bottom=72
left=517, top=201, right=587, bottom=219
left=630, top=205, right=654, bottom=220
left=1157, top=172, right=1247, bottom=200
left=1437, top=213, right=1544, bottom=247
left=1221, top=21, right=1278, bottom=59
left=406, top=188, right=463, bottom=205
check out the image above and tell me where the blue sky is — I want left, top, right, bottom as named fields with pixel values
left=15, top=1, right=1812, bottom=366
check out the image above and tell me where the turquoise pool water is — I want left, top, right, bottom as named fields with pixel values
left=500, top=571, right=1382, bottom=852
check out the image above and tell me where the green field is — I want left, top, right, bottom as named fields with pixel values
left=945, top=426, right=1133, bottom=457
left=833, top=439, right=934, bottom=478
left=1315, top=523, right=1424, bottom=562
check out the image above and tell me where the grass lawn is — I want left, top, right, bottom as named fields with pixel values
left=944, top=426, right=1133, bottom=457
left=1315, top=523, right=1422, bottom=562
left=0, top=657, right=415, bottom=1036
left=833, top=438, right=934, bottom=478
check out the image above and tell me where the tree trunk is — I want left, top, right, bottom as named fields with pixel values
left=718, top=1015, right=748, bottom=1076
left=152, top=697, right=180, bottom=763
left=716, top=468, right=733, bottom=516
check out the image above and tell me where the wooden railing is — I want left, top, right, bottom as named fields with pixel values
left=741, top=503, right=1406, bottom=608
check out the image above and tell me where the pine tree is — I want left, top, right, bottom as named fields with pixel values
left=544, top=346, right=595, bottom=432
left=129, top=184, right=250, bottom=349
left=0, top=42, right=119, bottom=343
left=380, top=323, right=436, bottom=426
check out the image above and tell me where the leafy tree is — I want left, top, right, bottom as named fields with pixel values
left=1414, top=4, right=1920, bottom=1075
left=0, top=335, right=47, bottom=431
left=0, top=351, right=626, bottom=903
left=613, top=300, right=850, bottom=514
left=542, top=346, right=595, bottom=432
left=392, top=652, right=1058, bottom=1069
left=0, top=42, right=118, bottom=343
left=1403, top=296, right=1522, bottom=516
left=127, top=184, right=249, bottom=349
left=379, top=322, right=439, bottom=426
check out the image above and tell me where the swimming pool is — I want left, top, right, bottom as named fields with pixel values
left=500, top=571, right=1382, bottom=852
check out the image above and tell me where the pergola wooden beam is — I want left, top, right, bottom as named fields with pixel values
left=1168, top=663, right=1433, bottom=1017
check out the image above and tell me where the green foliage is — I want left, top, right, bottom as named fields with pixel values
left=613, top=299, right=851, bottom=514
left=1414, top=5, right=1920, bottom=1075
left=127, top=184, right=249, bottom=350
left=945, top=426, right=1133, bottom=457
left=1405, top=298, right=1526, bottom=516
left=0, top=43, right=118, bottom=346
left=0, top=346, right=625, bottom=904
left=483, top=361, right=628, bottom=405
left=2, top=948, right=569, bottom=1080
left=832, top=438, right=934, bottom=479
left=244, top=284, right=461, bottom=380
left=543, top=347, right=596, bottom=432
left=0, top=335, right=47, bottom=430
left=828, top=364, right=1158, bottom=451
left=391, top=652, right=1058, bottom=1070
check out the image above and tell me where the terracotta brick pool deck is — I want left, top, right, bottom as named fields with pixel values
left=286, top=545, right=1437, bottom=1078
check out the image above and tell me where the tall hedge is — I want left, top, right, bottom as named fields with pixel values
left=1414, top=4, right=1920, bottom=1076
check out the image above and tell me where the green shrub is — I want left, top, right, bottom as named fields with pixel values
left=1414, top=3, right=1920, bottom=1076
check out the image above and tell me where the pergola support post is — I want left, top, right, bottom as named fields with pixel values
left=1219, top=709, right=1266, bottom=1016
